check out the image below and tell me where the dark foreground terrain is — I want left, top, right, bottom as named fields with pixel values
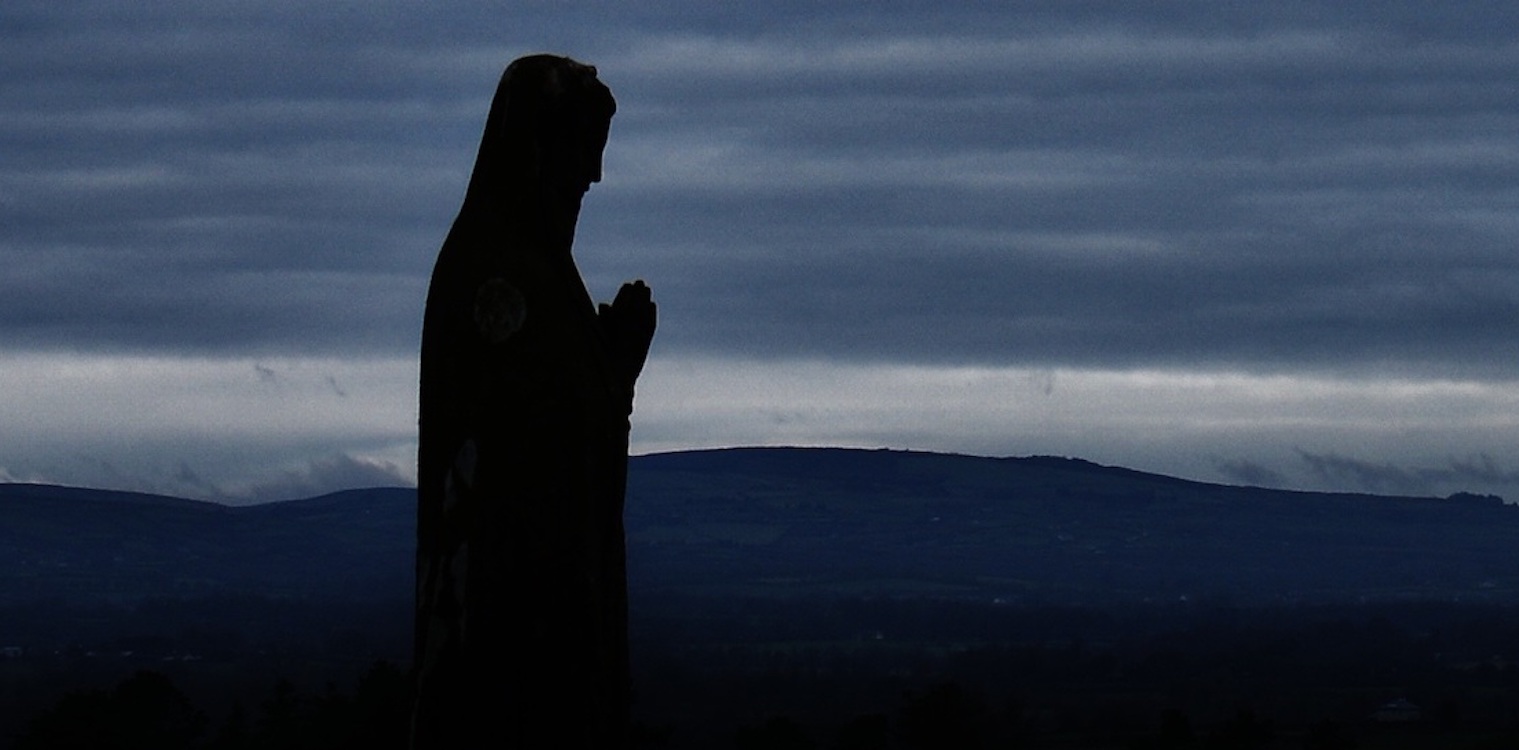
left=4, top=447, right=1519, bottom=747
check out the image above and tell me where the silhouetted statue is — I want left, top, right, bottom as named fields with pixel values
left=413, top=54, right=655, bottom=749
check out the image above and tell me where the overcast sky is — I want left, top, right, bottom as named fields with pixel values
left=4, top=2, right=1518, bottom=503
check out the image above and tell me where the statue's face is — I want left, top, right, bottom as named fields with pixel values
left=482, top=55, right=617, bottom=203
left=539, top=60, right=616, bottom=196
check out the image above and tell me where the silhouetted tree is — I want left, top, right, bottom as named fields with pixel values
left=628, top=719, right=677, bottom=749
left=254, top=679, right=306, bottom=749
left=898, top=682, right=986, bottom=749
left=834, top=713, right=890, bottom=750
left=16, top=688, right=116, bottom=749
left=735, top=716, right=815, bottom=750
left=345, top=661, right=412, bottom=750
left=1131, top=708, right=1196, bottom=750
left=205, top=702, right=250, bottom=750
left=16, top=670, right=203, bottom=750
left=1302, top=719, right=1356, bottom=750
left=1205, top=709, right=1274, bottom=749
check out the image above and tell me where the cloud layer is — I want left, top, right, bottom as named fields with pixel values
left=3, top=2, right=1517, bottom=499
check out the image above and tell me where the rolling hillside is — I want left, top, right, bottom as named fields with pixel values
left=2, top=447, right=1514, bottom=610
left=626, top=448, right=1518, bottom=604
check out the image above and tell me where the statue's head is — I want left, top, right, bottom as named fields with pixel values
left=476, top=54, right=617, bottom=199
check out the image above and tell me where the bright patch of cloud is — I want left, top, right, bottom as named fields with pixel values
left=2, top=351, right=1516, bottom=503
left=0, top=353, right=417, bottom=502
left=633, top=357, right=1519, bottom=500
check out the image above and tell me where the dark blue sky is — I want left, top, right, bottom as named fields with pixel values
left=3, top=2, right=1517, bottom=502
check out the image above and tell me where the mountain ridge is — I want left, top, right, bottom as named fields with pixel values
left=2, top=447, right=1514, bottom=611
left=634, top=445, right=1461, bottom=501
left=2, top=445, right=1474, bottom=509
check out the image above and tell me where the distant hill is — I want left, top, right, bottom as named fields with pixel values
left=0, top=484, right=414, bottom=605
left=3, top=447, right=1517, bottom=610
left=626, top=447, right=1519, bottom=605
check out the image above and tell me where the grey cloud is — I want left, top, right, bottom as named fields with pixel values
left=1297, top=450, right=1437, bottom=495
left=172, top=461, right=225, bottom=499
left=1213, top=459, right=1286, bottom=489
left=0, top=265, right=424, bottom=355
left=1296, top=450, right=1519, bottom=498
left=591, top=22, right=1519, bottom=376
left=1447, top=454, right=1519, bottom=488
left=242, top=453, right=412, bottom=504
left=59, top=452, right=412, bottom=504
left=51, top=452, right=222, bottom=501
left=5, top=2, right=1519, bottom=381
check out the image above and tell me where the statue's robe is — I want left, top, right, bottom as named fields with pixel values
left=413, top=55, right=649, bottom=749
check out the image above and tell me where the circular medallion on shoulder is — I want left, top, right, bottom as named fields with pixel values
left=473, top=278, right=527, bottom=343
